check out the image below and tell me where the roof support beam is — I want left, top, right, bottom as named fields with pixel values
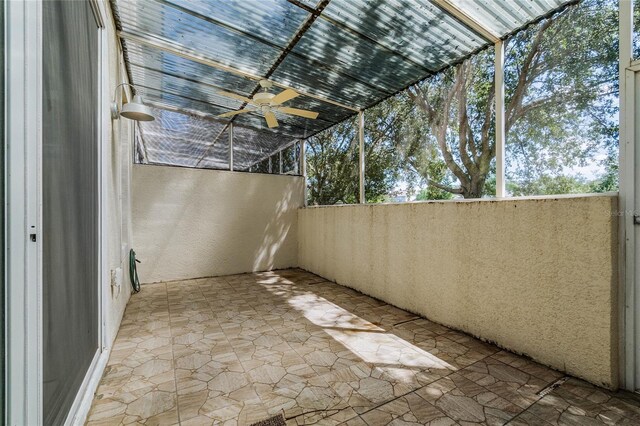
left=431, top=0, right=500, bottom=43
left=118, top=30, right=359, bottom=112
left=153, top=0, right=384, bottom=97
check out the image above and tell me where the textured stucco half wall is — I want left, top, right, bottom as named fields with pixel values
left=298, top=194, right=619, bottom=388
left=133, top=165, right=304, bottom=283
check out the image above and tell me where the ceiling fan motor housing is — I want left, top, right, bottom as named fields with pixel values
left=253, top=92, right=275, bottom=105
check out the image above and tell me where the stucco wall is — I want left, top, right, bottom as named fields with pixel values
left=103, top=0, right=134, bottom=346
left=133, top=165, right=304, bottom=283
left=298, top=194, right=619, bottom=388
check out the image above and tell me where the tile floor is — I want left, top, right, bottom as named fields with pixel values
left=87, top=269, right=640, bottom=425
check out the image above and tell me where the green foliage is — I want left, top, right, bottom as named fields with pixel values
left=305, top=0, right=619, bottom=205
left=507, top=175, right=590, bottom=196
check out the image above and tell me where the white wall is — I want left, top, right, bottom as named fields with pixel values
left=102, top=1, right=134, bottom=346
left=298, top=194, right=619, bottom=388
left=132, top=165, right=304, bottom=283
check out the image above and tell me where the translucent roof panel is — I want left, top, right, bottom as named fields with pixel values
left=290, top=19, right=427, bottom=94
left=112, top=0, right=573, bottom=169
left=167, top=0, right=308, bottom=48
left=114, top=0, right=289, bottom=75
left=320, top=0, right=488, bottom=71
left=125, top=41, right=256, bottom=96
left=271, top=54, right=387, bottom=109
left=447, top=0, right=570, bottom=36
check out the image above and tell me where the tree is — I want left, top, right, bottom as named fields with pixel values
left=405, top=0, right=618, bottom=198
left=305, top=0, right=619, bottom=204
left=305, top=118, right=359, bottom=205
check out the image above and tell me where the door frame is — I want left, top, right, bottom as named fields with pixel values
left=619, top=0, right=640, bottom=392
left=5, top=0, right=110, bottom=424
left=5, top=0, right=43, bottom=424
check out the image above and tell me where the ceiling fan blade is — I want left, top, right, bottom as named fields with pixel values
left=271, top=88, right=299, bottom=105
left=217, top=90, right=253, bottom=104
left=276, top=107, right=319, bottom=119
left=216, top=109, right=253, bottom=118
left=264, top=111, right=279, bottom=128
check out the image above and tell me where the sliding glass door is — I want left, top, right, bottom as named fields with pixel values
left=42, top=1, right=100, bottom=424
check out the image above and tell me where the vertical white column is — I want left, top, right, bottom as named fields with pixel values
left=301, top=140, right=307, bottom=206
left=495, top=40, right=506, bottom=198
left=6, top=0, right=43, bottom=424
left=358, top=110, right=365, bottom=204
left=619, top=0, right=636, bottom=391
left=228, top=123, right=233, bottom=171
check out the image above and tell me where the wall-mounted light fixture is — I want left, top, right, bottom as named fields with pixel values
left=111, top=83, right=155, bottom=121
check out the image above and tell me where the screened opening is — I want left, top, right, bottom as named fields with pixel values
left=305, top=117, right=359, bottom=205
left=504, top=0, right=619, bottom=196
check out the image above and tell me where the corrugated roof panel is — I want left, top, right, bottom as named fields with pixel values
left=141, top=88, right=235, bottom=118
left=114, top=0, right=283, bottom=75
left=272, top=54, right=387, bottom=110
left=112, top=0, right=575, bottom=170
left=137, top=74, right=333, bottom=138
left=291, top=18, right=427, bottom=93
left=129, top=64, right=244, bottom=111
left=321, top=0, right=487, bottom=71
left=124, top=41, right=256, bottom=95
left=167, top=0, right=309, bottom=47
left=448, top=0, right=570, bottom=36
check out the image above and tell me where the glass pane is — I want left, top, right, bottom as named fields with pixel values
left=306, top=117, right=359, bottom=205
left=504, top=0, right=619, bottom=196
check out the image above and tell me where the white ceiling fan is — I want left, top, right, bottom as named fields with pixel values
left=216, top=80, right=319, bottom=128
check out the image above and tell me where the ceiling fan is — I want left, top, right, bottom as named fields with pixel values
left=216, top=80, right=319, bottom=128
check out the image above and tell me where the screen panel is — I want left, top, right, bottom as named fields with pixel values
left=43, top=1, right=100, bottom=424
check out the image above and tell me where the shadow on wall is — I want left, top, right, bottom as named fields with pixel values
left=133, top=166, right=302, bottom=282
left=253, top=178, right=297, bottom=272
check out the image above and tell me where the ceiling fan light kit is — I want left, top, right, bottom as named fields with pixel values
left=215, top=80, right=319, bottom=128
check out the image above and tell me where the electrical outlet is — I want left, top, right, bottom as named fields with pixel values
left=111, top=267, right=123, bottom=297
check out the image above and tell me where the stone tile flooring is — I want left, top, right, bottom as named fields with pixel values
left=87, top=269, right=640, bottom=425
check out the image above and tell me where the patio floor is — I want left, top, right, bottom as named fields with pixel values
left=87, top=269, right=640, bottom=425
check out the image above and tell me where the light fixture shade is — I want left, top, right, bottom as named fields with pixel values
left=120, top=95, right=155, bottom=121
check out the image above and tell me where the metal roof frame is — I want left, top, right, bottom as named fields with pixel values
left=112, top=0, right=574, bottom=169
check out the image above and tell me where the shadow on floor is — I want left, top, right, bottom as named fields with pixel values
left=86, top=269, right=640, bottom=426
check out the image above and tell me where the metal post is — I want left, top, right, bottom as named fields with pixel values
left=268, top=156, right=272, bottom=174
left=494, top=40, right=505, bottom=198
left=301, top=140, right=307, bottom=206
left=358, top=110, right=365, bottom=204
left=228, top=123, right=234, bottom=171
left=279, top=150, right=283, bottom=174
left=619, top=0, right=636, bottom=391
